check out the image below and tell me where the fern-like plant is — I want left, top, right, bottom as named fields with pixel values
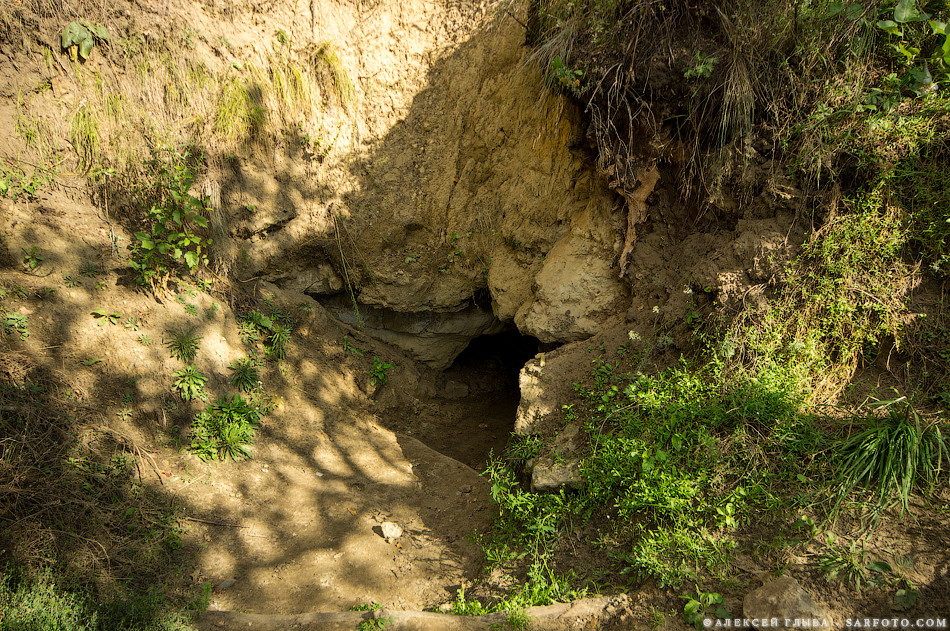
left=173, top=364, right=208, bottom=401
left=167, top=326, right=202, bottom=362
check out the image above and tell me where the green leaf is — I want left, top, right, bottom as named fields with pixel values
left=867, top=561, right=893, bottom=573
left=82, top=358, right=103, bottom=365
left=193, top=215, right=208, bottom=228
left=930, top=20, right=947, bottom=34
left=89, top=23, right=109, bottom=40
left=894, top=0, right=921, bottom=23
left=893, top=588, right=919, bottom=611
left=877, top=19, right=900, bottom=34
left=61, top=21, right=89, bottom=49
left=183, top=251, right=198, bottom=269
left=79, top=36, right=95, bottom=60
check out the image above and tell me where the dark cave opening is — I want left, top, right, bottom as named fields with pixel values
left=447, top=328, right=541, bottom=389
left=417, top=328, right=542, bottom=470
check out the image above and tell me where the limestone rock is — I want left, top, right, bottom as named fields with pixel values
left=514, top=357, right=551, bottom=435
left=743, top=576, right=832, bottom=629
left=515, top=233, right=627, bottom=343
left=487, top=253, right=538, bottom=321
left=278, top=262, right=343, bottom=295
left=530, top=458, right=584, bottom=492
left=378, top=521, right=403, bottom=541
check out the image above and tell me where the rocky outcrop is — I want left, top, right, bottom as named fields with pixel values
left=514, top=357, right=551, bottom=435
left=311, top=3, right=628, bottom=348
left=316, top=295, right=506, bottom=370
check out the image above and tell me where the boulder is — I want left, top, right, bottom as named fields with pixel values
left=743, top=576, right=832, bottom=629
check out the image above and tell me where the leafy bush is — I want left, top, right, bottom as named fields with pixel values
left=128, top=151, right=211, bottom=288
left=189, top=395, right=265, bottom=461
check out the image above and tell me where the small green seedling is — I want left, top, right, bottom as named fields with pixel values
left=369, top=357, right=394, bottom=387
left=92, top=308, right=121, bottom=326
left=22, top=247, right=43, bottom=270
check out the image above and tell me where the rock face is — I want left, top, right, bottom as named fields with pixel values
left=316, top=295, right=506, bottom=370
left=514, top=232, right=627, bottom=343
left=289, top=1, right=627, bottom=351
left=514, top=357, right=552, bottom=435
left=743, top=577, right=832, bottom=629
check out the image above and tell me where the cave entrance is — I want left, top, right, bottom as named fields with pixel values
left=426, top=329, right=540, bottom=470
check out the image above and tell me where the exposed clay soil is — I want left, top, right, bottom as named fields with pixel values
left=1, top=0, right=949, bottom=628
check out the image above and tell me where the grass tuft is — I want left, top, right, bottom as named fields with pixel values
left=314, top=43, right=354, bottom=108
left=166, top=327, right=202, bottom=363
left=835, top=401, right=949, bottom=513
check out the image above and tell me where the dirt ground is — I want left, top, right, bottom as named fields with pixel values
left=1, top=0, right=949, bottom=628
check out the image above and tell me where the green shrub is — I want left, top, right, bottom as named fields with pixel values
left=128, top=151, right=211, bottom=288
left=189, top=394, right=264, bottom=461
left=172, top=364, right=208, bottom=401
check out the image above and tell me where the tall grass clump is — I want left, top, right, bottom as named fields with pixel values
left=215, top=74, right=266, bottom=144
left=835, top=401, right=949, bottom=513
left=314, top=43, right=354, bottom=108
left=69, top=101, right=101, bottom=172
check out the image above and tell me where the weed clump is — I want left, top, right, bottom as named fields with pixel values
left=189, top=394, right=266, bottom=461
left=835, top=401, right=949, bottom=513
left=128, top=150, right=211, bottom=289
left=172, top=365, right=208, bottom=402
left=166, top=327, right=202, bottom=363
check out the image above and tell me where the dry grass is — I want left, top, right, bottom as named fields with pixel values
left=0, top=350, right=186, bottom=598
